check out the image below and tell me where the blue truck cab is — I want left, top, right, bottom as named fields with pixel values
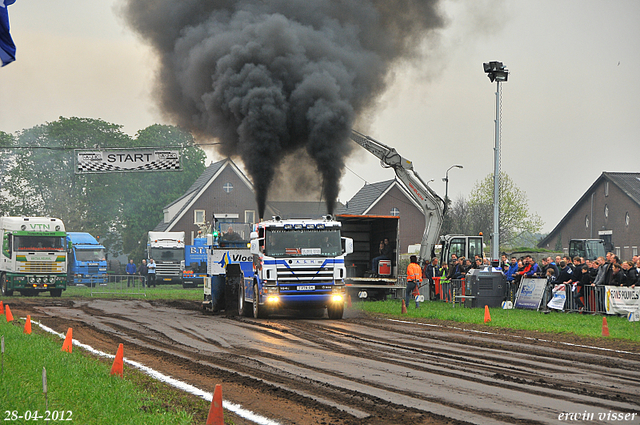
left=66, top=232, right=107, bottom=285
left=183, top=237, right=209, bottom=288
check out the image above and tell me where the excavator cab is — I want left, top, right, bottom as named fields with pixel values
left=439, top=235, right=484, bottom=265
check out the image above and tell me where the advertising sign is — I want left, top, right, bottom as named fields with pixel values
left=75, top=148, right=181, bottom=173
left=547, top=283, right=567, bottom=310
left=514, top=278, right=547, bottom=310
left=605, top=286, right=640, bottom=315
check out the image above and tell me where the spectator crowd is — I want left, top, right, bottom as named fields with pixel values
left=420, top=252, right=640, bottom=306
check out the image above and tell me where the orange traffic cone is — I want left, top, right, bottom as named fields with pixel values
left=110, top=343, right=124, bottom=377
left=0, top=300, right=4, bottom=314
left=347, top=294, right=352, bottom=308
left=206, top=384, right=224, bottom=425
left=61, top=328, right=73, bottom=353
left=24, top=315, right=32, bottom=335
left=5, top=305, right=13, bottom=322
left=401, top=299, right=407, bottom=314
left=484, top=305, right=491, bottom=323
left=602, top=317, right=610, bottom=337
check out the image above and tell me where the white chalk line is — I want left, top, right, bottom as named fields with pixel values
left=387, top=318, right=640, bottom=356
left=32, top=320, right=280, bottom=425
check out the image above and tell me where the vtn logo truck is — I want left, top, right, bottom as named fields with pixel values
left=30, top=224, right=50, bottom=230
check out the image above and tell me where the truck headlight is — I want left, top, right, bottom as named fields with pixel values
left=265, top=285, right=279, bottom=295
left=332, top=295, right=344, bottom=303
left=266, top=296, right=280, bottom=303
left=331, top=285, right=346, bottom=294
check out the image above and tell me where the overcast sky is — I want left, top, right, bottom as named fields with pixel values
left=1, top=1, right=638, bottom=233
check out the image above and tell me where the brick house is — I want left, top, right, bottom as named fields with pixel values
left=537, top=172, right=640, bottom=260
left=157, top=161, right=425, bottom=254
left=154, top=158, right=258, bottom=244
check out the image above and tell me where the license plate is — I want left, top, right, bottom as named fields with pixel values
left=297, top=285, right=315, bottom=291
left=163, top=278, right=172, bottom=281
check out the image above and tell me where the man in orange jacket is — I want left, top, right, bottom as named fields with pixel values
left=406, top=255, right=423, bottom=308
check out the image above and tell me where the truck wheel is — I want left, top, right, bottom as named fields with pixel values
left=327, top=303, right=344, bottom=320
left=238, top=281, right=251, bottom=317
left=225, top=276, right=240, bottom=316
left=50, top=289, right=62, bottom=297
left=252, top=283, right=268, bottom=319
left=1, top=274, right=13, bottom=297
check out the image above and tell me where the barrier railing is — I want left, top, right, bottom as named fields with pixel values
left=562, top=285, right=607, bottom=314
left=89, top=274, right=147, bottom=297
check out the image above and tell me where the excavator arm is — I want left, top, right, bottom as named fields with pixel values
left=350, top=130, right=445, bottom=265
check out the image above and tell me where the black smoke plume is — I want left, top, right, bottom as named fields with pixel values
left=119, top=0, right=444, bottom=218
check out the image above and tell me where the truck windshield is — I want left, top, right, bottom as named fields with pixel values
left=75, top=249, right=106, bottom=262
left=265, top=229, right=341, bottom=258
left=14, top=235, right=65, bottom=252
left=150, top=248, right=184, bottom=262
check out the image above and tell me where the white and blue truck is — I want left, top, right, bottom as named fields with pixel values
left=66, top=232, right=107, bottom=285
left=203, top=215, right=353, bottom=319
left=1, top=217, right=68, bottom=297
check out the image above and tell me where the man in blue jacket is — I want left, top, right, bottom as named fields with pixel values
left=126, top=259, right=137, bottom=287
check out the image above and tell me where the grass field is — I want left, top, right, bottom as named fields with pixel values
left=0, top=317, right=210, bottom=424
left=351, top=298, right=640, bottom=342
left=60, top=284, right=204, bottom=301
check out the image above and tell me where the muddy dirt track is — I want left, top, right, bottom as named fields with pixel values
left=7, top=298, right=640, bottom=425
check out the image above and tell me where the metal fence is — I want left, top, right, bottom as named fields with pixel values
left=88, top=274, right=147, bottom=297
left=386, top=275, right=610, bottom=316
left=554, top=285, right=607, bottom=314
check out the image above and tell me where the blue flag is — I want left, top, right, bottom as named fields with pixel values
left=0, top=0, right=16, bottom=67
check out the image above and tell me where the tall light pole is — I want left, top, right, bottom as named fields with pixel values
left=443, top=164, right=463, bottom=202
left=483, top=61, right=509, bottom=262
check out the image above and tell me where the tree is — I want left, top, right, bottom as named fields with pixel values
left=0, top=118, right=205, bottom=261
left=120, top=124, right=206, bottom=261
left=467, top=172, right=543, bottom=249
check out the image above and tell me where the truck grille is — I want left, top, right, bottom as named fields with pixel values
left=19, top=262, right=64, bottom=273
left=277, top=265, right=334, bottom=284
left=156, top=264, right=181, bottom=276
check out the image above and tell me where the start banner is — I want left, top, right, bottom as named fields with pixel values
left=605, top=286, right=640, bottom=315
left=75, top=148, right=181, bottom=173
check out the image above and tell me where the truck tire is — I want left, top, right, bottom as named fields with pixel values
left=252, top=283, right=268, bottom=319
left=1, top=274, right=13, bottom=297
left=238, top=281, right=251, bottom=317
left=225, top=276, right=240, bottom=316
left=327, top=303, right=344, bottom=320
left=50, top=289, right=63, bottom=297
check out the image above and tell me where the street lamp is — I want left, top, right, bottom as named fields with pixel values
left=483, top=61, right=509, bottom=262
left=442, top=164, right=463, bottom=201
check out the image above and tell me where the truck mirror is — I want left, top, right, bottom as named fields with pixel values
left=250, top=239, right=261, bottom=255
left=342, top=237, right=354, bottom=255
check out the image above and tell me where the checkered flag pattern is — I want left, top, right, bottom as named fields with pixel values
left=75, top=150, right=181, bottom=174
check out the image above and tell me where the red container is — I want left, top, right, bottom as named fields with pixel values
left=378, top=260, right=391, bottom=276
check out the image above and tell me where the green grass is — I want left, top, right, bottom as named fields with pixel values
left=352, top=299, right=640, bottom=342
left=0, top=319, right=208, bottom=424
left=48, top=284, right=203, bottom=301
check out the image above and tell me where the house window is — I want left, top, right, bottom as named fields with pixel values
left=223, top=183, right=233, bottom=193
left=633, top=246, right=638, bottom=257
left=390, top=208, right=400, bottom=216
left=625, top=212, right=630, bottom=226
left=245, top=210, right=255, bottom=224
left=605, top=181, right=609, bottom=197
left=194, top=209, right=205, bottom=224
left=585, top=215, right=589, bottom=229
left=615, top=247, right=620, bottom=258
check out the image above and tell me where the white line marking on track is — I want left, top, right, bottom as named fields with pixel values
left=33, top=320, right=281, bottom=425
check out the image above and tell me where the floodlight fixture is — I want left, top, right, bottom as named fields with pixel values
left=483, top=61, right=509, bottom=82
